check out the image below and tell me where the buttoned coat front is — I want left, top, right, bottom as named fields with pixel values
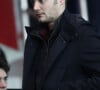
left=22, top=11, right=100, bottom=90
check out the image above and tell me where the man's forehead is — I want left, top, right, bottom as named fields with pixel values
left=0, top=68, right=7, bottom=76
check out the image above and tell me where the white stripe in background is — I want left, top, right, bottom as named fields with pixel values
left=79, top=0, right=89, bottom=21
left=21, top=0, right=29, bottom=41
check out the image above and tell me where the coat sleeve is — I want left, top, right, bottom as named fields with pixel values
left=59, top=25, right=100, bottom=90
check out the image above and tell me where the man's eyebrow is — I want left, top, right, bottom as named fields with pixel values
left=0, top=76, right=8, bottom=80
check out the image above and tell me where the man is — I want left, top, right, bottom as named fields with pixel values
left=0, top=49, right=10, bottom=90
left=22, top=0, right=100, bottom=90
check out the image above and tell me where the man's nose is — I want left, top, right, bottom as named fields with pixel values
left=0, top=80, right=7, bottom=89
left=33, top=1, right=41, bottom=10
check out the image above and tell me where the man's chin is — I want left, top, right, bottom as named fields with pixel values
left=37, top=17, right=48, bottom=22
left=38, top=19, right=47, bottom=23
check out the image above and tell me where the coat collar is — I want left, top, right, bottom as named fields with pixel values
left=60, top=10, right=80, bottom=42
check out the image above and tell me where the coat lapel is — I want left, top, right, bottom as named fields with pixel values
left=48, top=33, right=70, bottom=70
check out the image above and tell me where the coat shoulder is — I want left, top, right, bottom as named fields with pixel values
left=69, top=14, right=97, bottom=35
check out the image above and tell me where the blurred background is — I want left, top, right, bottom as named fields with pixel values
left=0, top=0, right=100, bottom=90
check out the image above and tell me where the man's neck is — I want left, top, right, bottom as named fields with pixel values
left=48, top=22, right=55, bottom=31
left=41, top=21, right=55, bottom=31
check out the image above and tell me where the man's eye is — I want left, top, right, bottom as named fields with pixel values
left=30, top=0, right=34, bottom=5
left=39, top=0, right=47, bottom=3
left=4, top=77, right=8, bottom=81
left=0, top=78, right=1, bottom=81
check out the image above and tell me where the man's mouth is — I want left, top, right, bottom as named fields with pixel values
left=35, top=12, right=45, bottom=17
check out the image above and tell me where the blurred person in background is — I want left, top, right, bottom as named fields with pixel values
left=0, top=49, right=10, bottom=90
left=22, top=0, right=100, bottom=90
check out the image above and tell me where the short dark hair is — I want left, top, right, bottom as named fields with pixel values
left=0, top=48, right=10, bottom=73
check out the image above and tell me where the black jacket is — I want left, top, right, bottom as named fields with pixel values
left=22, top=10, right=100, bottom=90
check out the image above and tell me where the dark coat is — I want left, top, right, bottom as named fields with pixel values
left=22, top=11, right=100, bottom=90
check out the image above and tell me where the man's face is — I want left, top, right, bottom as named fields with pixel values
left=32, top=0, right=64, bottom=22
left=0, top=69, right=7, bottom=90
